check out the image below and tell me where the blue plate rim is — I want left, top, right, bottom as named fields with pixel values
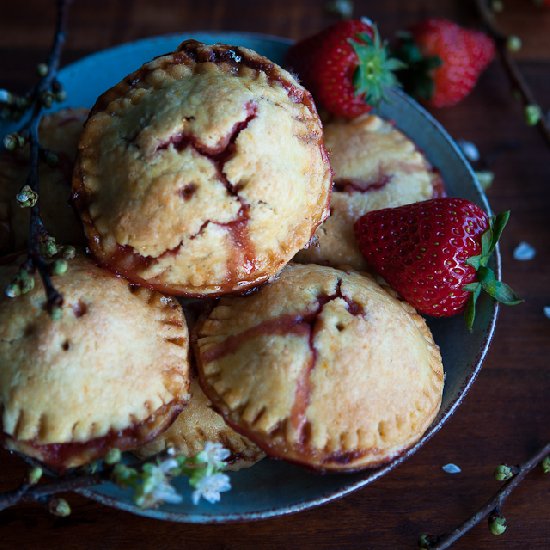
left=55, top=32, right=500, bottom=522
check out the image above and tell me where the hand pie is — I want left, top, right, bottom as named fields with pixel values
left=296, top=114, right=444, bottom=270
left=0, top=108, right=88, bottom=254
left=0, top=254, right=190, bottom=470
left=73, top=40, right=332, bottom=297
left=195, top=263, right=444, bottom=471
left=136, top=376, right=265, bottom=471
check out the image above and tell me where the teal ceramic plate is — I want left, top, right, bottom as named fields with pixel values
left=3, top=33, right=499, bottom=522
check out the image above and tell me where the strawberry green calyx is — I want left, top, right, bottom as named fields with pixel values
left=463, top=211, right=522, bottom=331
left=391, top=32, right=442, bottom=102
left=350, top=26, right=406, bottom=106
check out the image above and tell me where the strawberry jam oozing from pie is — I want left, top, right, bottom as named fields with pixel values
left=73, top=40, right=332, bottom=297
left=295, top=114, right=444, bottom=271
left=195, top=264, right=444, bottom=471
left=0, top=254, right=190, bottom=471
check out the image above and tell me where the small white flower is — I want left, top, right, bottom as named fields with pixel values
left=137, top=464, right=183, bottom=508
left=544, top=306, right=550, bottom=319
left=197, top=442, right=231, bottom=470
left=442, top=463, right=462, bottom=474
left=192, top=472, right=231, bottom=505
left=158, top=457, right=179, bottom=475
left=513, top=241, right=536, bottom=261
left=458, top=140, right=480, bottom=162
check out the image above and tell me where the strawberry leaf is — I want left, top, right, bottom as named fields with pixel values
left=477, top=265, right=523, bottom=305
left=464, top=283, right=482, bottom=331
left=490, top=281, right=523, bottom=305
left=466, top=255, right=482, bottom=270
left=488, top=211, right=510, bottom=255
left=350, top=26, right=405, bottom=106
left=480, top=227, right=493, bottom=265
left=390, top=33, right=442, bottom=102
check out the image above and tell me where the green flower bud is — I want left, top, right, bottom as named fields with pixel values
left=507, top=36, right=522, bottom=52
left=3, top=134, right=19, bottom=151
left=492, top=0, right=503, bottom=12
left=475, top=171, right=494, bottom=191
left=40, top=236, right=58, bottom=257
left=36, top=63, right=49, bottom=77
left=16, top=185, right=39, bottom=208
left=5, top=283, right=20, bottom=298
left=14, top=95, right=29, bottom=109
left=61, top=245, right=76, bottom=260
left=488, top=514, right=507, bottom=536
left=525, top=104, right=542, bottom=126
left=41, top=91, right=54, bottom=108
left=50, top=305, right=63, bottom=320
left=28, top=466, right=43, bottom=485
left=43, top=150, right=59, bottom=167
left=48, top=498, right=71, bottom=517
left=104, top=448, right=122, bottom=465
left=494, top=464, right=514, bottom=481
left=542, top=456, right=550, bottom=474
left=112, top=463, right=138, bottom=487
left=418, top=533, right=433, bottom=549
left=55, top=90, right=67, bottom=103
left=19, top=271, right=35, bottom=294
left=52, top=259, right=68, bottom=276
left=325, top=0, right=354, bottom=19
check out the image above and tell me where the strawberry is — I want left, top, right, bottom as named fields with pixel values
left=286, top=18, right=404, bottom=118
left=354, top=198, right=521, bottom=330
left=393, top=19, right=495, bottom=107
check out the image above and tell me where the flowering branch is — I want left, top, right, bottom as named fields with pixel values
left=1, top=0, right=73, bottom=316
left=419, top=442, right=550, bottom=549
left=0, top=444, right=232, bottom=516
left=475, top=0, right=550, bottom=149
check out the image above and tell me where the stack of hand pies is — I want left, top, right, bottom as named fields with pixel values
left=0, top=40, right=444, bottom=475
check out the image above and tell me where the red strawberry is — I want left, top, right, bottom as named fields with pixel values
left=286, top=19, right=404, bottom=119
left=393, top=19, right=495, bottom=107
left=354, top=198, right=521, bottom=329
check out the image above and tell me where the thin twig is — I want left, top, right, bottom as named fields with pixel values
left=425, top=442, right=550, bottom=549
left=0, top=474, right=101, bottom=512
left=22, top=0, right=73, bottom=312
left=475, top=0, right=550, bottom=149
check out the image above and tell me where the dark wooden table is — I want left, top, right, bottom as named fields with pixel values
left=0, top=0, right=548, bottom=548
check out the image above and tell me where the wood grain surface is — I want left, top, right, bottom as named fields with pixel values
left=0, top=1, right=548, bottom=548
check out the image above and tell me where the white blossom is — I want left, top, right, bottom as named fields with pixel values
left=513, top=241, right=536, bottom=261
left=196, top=442, right=231, bottom=470
left=192, top=472, right=231, bottom=505
left=137, top=464, right=183, bottom=508
left=458, top=140, right=480, bottom=162
left=442, top=463, right=462, bottom=474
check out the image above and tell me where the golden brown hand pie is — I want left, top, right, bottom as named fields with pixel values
left=0, top=108, right=88, bottom=254
left=296, top=114, right=444, bottom=270
left=73, top=40, right=332, bottom=297
left=195, top=263, right=444, bottom=471
left=0, top=254, right=190, bottom=470
left=136, top=377, right=265, bottom=471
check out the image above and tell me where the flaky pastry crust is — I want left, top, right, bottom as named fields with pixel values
left=195, top=263, right=444, bottom=471
left=73, top=40, right=332, bottom=296
left=0, top=254, right=190, bottom=469
left=136, top=377, right=264, bottom=471
left=0, top=108, right=88, bottom=254
left=296, top=114, right=443, bottom=270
